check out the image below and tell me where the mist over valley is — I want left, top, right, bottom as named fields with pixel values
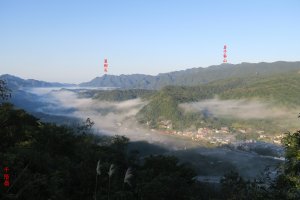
left=2, top=61, right=300, bottom=188
left=2, top=61, right=300, bottom=199
left=7, top=80, right=289, bottom=179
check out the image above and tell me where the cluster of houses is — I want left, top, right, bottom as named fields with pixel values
left=147, top=120, right=284, bottom=145
left=259, top=134, right=285, bottom=144
left=158, top=125, right=234, bottom=145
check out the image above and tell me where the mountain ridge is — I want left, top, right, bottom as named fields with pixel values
left=0, top=74, right=76, bottom=89
left=80, top=61, right=300, bottom=89
left=2, top=61, right=300, bottom=90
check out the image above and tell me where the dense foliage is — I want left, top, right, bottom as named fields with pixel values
left=1, top=103, right=300, bottom=199
left=276, top=130, right=300, bottom=199
left=0, top=103, right=203, bottom=200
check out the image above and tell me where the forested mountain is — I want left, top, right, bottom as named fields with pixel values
left=219, top=72, right=300, bottom=106
left=3, top=61, right=300, bottom=91
left=136, top=71, right=300, bottom=131
left=79, top=74, right=154, bottom=89
left=80, top=61, right=300, bottom=89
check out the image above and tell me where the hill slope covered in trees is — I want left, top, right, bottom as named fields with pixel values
left=136, top=72, right=300, bottom=132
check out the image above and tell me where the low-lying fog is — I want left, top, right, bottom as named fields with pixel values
left=14, top=87, right=286, bottom=179
left=179, top=98, right=298, bottom=120
left=24, top=87, right=196, bottom=146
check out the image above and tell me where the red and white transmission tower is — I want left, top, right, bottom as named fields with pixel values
left=223, top=45, right=227, bottom=63
left=104, top=58, right=108, bottom=73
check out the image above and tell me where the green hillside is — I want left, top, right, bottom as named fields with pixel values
left=78, top=89, right=155, bottom=101
left=136, top=78, right=250, bottom=130
left=136, top=72, right=300, bottom=132
left=220, top=72, right=300, bottom=107
left=136, top=89, right=184, bottom=128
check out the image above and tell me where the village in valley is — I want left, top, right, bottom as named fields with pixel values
left=146, top=120, right=286, bottom=146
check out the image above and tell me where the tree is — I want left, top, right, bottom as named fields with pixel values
left=279, top=130, right=300, bottom=199
left=0, top=79, right=11, bottom=101
left=136, top=155, right=196, bottom=200
left=221, top=171, right=248, bottom=200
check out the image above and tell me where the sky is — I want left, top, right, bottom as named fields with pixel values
left=0, top=0, right=299, bottom=83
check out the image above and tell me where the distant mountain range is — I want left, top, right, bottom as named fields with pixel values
left=79, top=61, right=300, bottom=89
left=0, top=74, right=75, bottom=90
left=2, top=61, right=300, bottom=90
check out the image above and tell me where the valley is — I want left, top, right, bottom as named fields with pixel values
left=4, top=62, right=298, bottom=180
left=1, top=61, right=299, bottom=199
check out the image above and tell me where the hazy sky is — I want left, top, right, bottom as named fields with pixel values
left=0, top=0, right=299, bottom=83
